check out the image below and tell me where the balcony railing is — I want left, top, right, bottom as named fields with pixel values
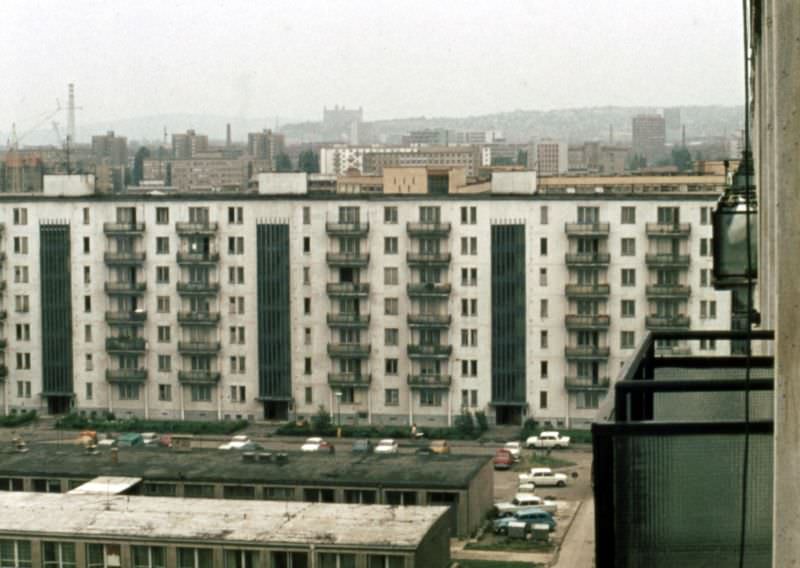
left=565, top=222, right=610, bottom=236
left=646, top=315, right=691, bottom=329
left=325, top=252, right=370, bottom=267
left=176, top=252, right=220, bottom=264
left=406, top=283, right=451, bottom=296
left=406, top=252, right=451, bottom=265
left=565, top=283, right=610, bottom=297
left=104, top=252, right=146, bottom=264
left=325, top=222, right=369, bottom=236
left=407, top=344, right=453, bottom=358
left=103, top=222, right=145, bottom=234
left=326, top=313, right=370, bottom=327
left=564, top=345, right=611, bottom=359
left=645, top=284, right=691, bottom=297
left=565, top=252, right=611, bottom=266
left=564, top=376, right=610, bottom=390
left=105, top=337, right=146, bottom=352
left=105, top=311, right=147, bottom=324
left=178, top=370, right=221, bottom=383
left=178, top=341, right=222, bottom=353
left=326, top=283, right=370, bottom=296
left=104, top=282, right=146, bottom=294
left=645, top=222, right=691, bottom=237
left=327, top=344, right=371, bottom=357
left=105, top=369, right=147, bottom=382
left=564, top=315, right=610, bottom=329
left=327, top=373, right=372, bottom=388
left=645, top=254, right=691, bottom=267
left=176, top=221, right=218, bottom=234
left=406, top=222, right=452, bottom=236
left=407, top=313, right=452, bottom=327
left=407, top=374, right=452, bottom=389
left=176, top=282, right=220, bottom=295
left=177, top=311, right=221, bottom=325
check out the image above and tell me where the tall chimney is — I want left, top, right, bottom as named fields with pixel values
left=67, top=83, right=76, bottom=144
left=226, top=123, right=232, bottom=147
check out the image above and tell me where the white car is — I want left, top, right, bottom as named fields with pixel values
left=526, top=431, right=571, bottom=449
left=375, top=439, right=399, bottom=454
left=219, top=435, right=254, bottom=451
left=494, top=493, right=558, bottom=516
left=140, top=432, right=159, bottom=446
left=518, top=467, right=569, bottom=487
left=300, top=437, right=332, bottom=452
left=503, top=441, right=522, bottom=462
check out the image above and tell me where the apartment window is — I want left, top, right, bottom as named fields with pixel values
left=156, top=207, right=169, bottom=224
left=177, top=548, right=213, bottom=568
left=157, top=296, right=170, bottom=313
left=700, top=338, right=718, bottom=351
left=156, top=266, right=170, bottom=284
left=14, top=266, right=29, bottom=283
left=305, top=387, right=313, bottom=404
left=83, top=266, right=91, bottom=284
left=41, top=542, right=75, bottom=568
left=379, top=267, right=398, bottom=286
left=15, top=323, right=30, bottom=341
left=230, top=356, right=246, bottom=374
left=461, top=267, right=478, bottom=286
left=384, top=298, right=399, bottom=315
left=12, top=208, right=27, bottom=225
left=461, top=359, right=478, bottom=377
left=621, top=206, right=636, bottom=224
left=157, top=326, right=171, bottom=342
left=700, top=238, right=710, bottom=256
left=460, top=206, right=477, bottom=224
left=158, top=355, right=171, bottom=372
left=539, top=268, right=547, bottom=286
left=541, top=361, right=549, bottom=379
left=621, top=331, right=636, bottom=349
left=190, top=385, right=212, bottom=402
left=384, top=206, right=398, bottom=224
left=156, top=237, right=169, bottom=254
left=16, top=353, right=31, bottom=370
left=229, top=266, right=245, bottom=284
left=540, top=237, right=548, bottom=256
left=461, top=236, right=477, bottom=255
left=540, top=330, right=548, bottom=349
left=84, top=295, right=91, bottom=313
left=701, top=300, right=718, bottom=319
left=85, top=354, right=93, bottom=371
left=131, top=546, right=167, bottom=568
left=384, top=237, right=398, bottom=254
left=577, top=391, right=603, bottom=409
left=13, top=236, right=28, bottom=254
left=17, top=380, right=32, bottom=398
left=119, top=383, right=140, bottom=400
left=230, top=385, right=247, bottom=402
left=700, top=206, right=711, bottom=225
left=304, top=327, right=311, bottom=346
left=304, top=358, right=312, bottom=374
left=303, top=266, right=311, bottom=285
left=228, top=206, right=244, bottom=224
left=304, top=297, right=311, bottom=315
left=229, top=296, right=245, bottom=314
left=82, top=207, right=90, bottom=224
left=540, top=205, right=549, bottom=225
left=15, top=295, right=30, bottom=312
left=385, top=389, right=399, bottom=406
left=385, top=358, right=398, bottom=375
left=84, top=324, right=92, bottom=342
left=420, top=389, right=442, bottom=407
left=302, top=206, right=311, bottom=224
left=539, top=391, right=548, bottom=409
left=621, top=299, right=636, bottom=318
left=228, top=236, right=244, bottom=255
left=621, top=238, right=636, bottom=256
left=81, top=236, right=90, bottom=254
left=621, top=268, right=636, bottom=287
left=461, top=298, right=477, bottom=316
left=303, top=236, right=311, bottom=253
left=700, top=269, right=710, bottom=287
left=385, top=328, right=399, bottom=346
left=460, top=329, right=478, bottom=347
left=540, top=299, right=549, bottom=318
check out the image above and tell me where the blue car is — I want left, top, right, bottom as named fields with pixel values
left=492, top=507, right=556, bottom=534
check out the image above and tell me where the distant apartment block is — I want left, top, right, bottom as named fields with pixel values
left=528, top=140, right=568, bottom=175
left=170, top=158, right=249, bottom=192
left=91, top=131, right=128, bottom=167
left=632, top=114, right=667, bottom=164
left=323, top=105, right=363, bottom=142
left=247, top=129, right=286, bottom=166
left=366, top=146, right=482, bottom=177
left=172, top=129, right=209, bottom=160
left=568, top=142, right=630, bottom=174
left=320, top=145, right=414, bottom=175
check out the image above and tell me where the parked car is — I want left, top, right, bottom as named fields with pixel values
left=492, top=507, right=557, bottom=534
left=503, top=441, right=522, bottom=462
left=301, top=437, right=333, bottom=452
left=494, top=493, right=558, bottom=517
left=493, top=448, right=514, bottom=470
left=219, top=435, right=257, bottom=451
left=117, top=433, right=144, bottom=447
left=351, top=439, right=373, bottom=453
left=428, top=440, right=450, bottom=454
left=374, top=439, right=399, bottom=454
left=96, top=434, right=117, bottom=448
left=75, top=430, right=97, bottom=446
left=525, top=431, right=571, bottom=449
left=518, top=467, right=569, bottom=487
left=140, top=432, right=159, bottom=446
left=158, top=434, right=173, bottom=448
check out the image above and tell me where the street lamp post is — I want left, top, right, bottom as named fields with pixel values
left=334, top=390, right=343, bottom=431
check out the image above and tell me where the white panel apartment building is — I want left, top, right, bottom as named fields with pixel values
left=0, top=173, right=730, bottom=427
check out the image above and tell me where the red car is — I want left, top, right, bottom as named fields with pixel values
left=493, top=448, right=514, bottom=470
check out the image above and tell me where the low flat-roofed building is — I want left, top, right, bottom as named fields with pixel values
left=0, top=491, right=451, bottom=567
left=0, top=445, right=493, bottom=538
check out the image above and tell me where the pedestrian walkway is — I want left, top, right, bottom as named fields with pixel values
left=551, top=498, right=595, bottom=567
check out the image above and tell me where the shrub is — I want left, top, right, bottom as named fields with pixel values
left=54, top=413, right=247, bottom=435
left=454, top=410, right=476, bottom=438
left=475, top=410, right=489, bottom=433
left=520, top=418, right=539, bottom=441
left=310, top=406, right=334, bottom=435
left=0, top=410, right=37, bottom=428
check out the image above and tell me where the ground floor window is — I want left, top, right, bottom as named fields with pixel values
left=86, top=543, right=122, bottom=568
left=0, top=539, right=32, bottom=568
left=576, top=391, right=604, bottom=409
left=303, top=488, right=335, bottom=503
left=368, top=555, right=405, bottom=568
left=385, top=491, right=417, bottom=506
left=131, top=545, right=166, bottom=568
left=184, top=484, right=215, bottom=498
left=142, top=483, right=177, bottom=497
left=271, top=551, right=308, bottom=568
left=223, top=549, right=256, bottom=568
left=42, top=542, right=76, bottom=568
left=264, top=486, right=295, bottom=501
left=318, top=553, right=356, bottom=568
left=419, top=389, right=442, bottom=407
left=191, top=384, right=212, bottom=402
left=343, top=489, right=376, bottom=504
left=177, top=548, right=213, bottom=568
left=118, top=382, right=140, bottom=400
left=223, top=485, right=256, bottom=500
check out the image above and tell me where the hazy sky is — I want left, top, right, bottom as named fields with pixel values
left=2, top=0, right=743, bottom=130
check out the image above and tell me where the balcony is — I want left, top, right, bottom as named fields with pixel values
left=564, top=315, right=610, bottom=330
left=646, top=315, right=691, bottom=330
left=178, top=341, right=221, bottom=354
left=104, top=251, right=146, bottom=265
left=177, top=282, right=220, bottom=295
left=655, top=344, right=692, bottom=356
left=176, top=252, right=220, bottom=264
left=407, top=314, right=452, bottom=327
left=645, top=253, right=690, bottom=267
left=565, top=252, right=611, bottom=266
left=176, top=221, right=218, bottom=234
left=407, top=374, right=452, bottom=389
left=406, top=222, right=451, bottom=236
left=326, top=252, right=370, bottom=267
left=645, top=222, right=691, bottom=237
left=565, top=283, right=610, bottom=297
left=325, top=221, right=369, bottom=236
left=565, top=222, right=610, bottom=236
left=105, top=311, right=147, bottom=325
left=105, top=369, right=147, bottom=382
left=564, top=345, right=611, bottom=359
left=326, top=282, right=370, bottom=297
left=177, top=311, right=221, bottom=325
left=407, top=344, right=453, bottom=359
left=327, top=343, right=371, bottom=358
left=327, top=373, right=372, bottom=388
left=406, top=252, right=451, bottom=266
left=406, top=283, right=451, bottom=297
left=326, top=313, right=370, bottom=328
left=564, top=376, right=610, bottom=391
left=105, top=337, right=146, bottom=352
left=645, top=284, right=692, bottom=298
left=104, top=282, right=146, bottom=294
left=103, top=222, right=145, bottom=234
left=178, top=370, right=221, bottom=383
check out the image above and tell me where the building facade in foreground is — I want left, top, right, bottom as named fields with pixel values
left=0, top=171, right=730, bottom=427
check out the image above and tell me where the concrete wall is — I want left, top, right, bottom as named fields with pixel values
left=43, top=174, right=95, bottom=196
left=257, top=172, right=307, bottom=194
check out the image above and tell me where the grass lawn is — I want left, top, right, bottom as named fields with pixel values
left=465, top=540, right=554, bottom=553
left=524, top=452, right=576, bottom=469
left=455, top=560, right=545, bottom=568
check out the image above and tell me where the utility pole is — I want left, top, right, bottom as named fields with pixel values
left=67, top=83, right=76, bottom=144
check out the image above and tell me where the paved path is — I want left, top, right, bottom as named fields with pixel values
left=552, top=497, right=595, bottom=567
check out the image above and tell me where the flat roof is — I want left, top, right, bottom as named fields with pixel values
left=67, top=476, right=143, bottom=495
left=0, top=445, right=489, bottom=490
left=0, top=492, right=445, bottom=548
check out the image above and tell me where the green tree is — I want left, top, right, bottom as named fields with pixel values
left=455, top=410, right=476, bottom=438
left=297, top=150, right=320, bottom=174
left=311, top=406, right=333, bottom=433
left=131, top=146, right=151, bottom=186
left=275, top=153, right=293, bottom=172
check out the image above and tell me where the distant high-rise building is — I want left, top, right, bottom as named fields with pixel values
left=403, top=129, right=450, bottom=146
left=632, top=114, right=667, bottom=164
left=322, top=106, right=363, bottom=142
left=172, top=129, right=209, bottom=159
left=527, top=140, right=568, bottom=175
left=247, top=129, right=285, bottom=168
left=663, top=107, right=682, bottom=143
left=91, top=131, right=128, bottom=167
